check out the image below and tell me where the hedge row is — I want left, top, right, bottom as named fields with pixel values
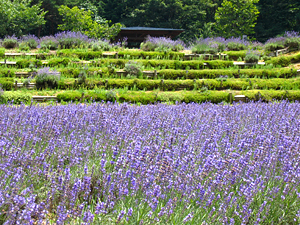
left=223, top=51, right=247, bottom=60
left=266, top=52, right=300, bottom=67
left=159, top=68, right=297, bottom=79
left=0, top=91, right=31, bottom=104
left=56, top=90, right=300, bottom=104
left=93, top=59, right=233, bottom=70
left=56, top=50, right=103, bottom=60
left=56, top=77, right=300, bottom=91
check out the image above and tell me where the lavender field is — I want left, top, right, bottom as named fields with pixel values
left=0, top=102, right=300, bottom=224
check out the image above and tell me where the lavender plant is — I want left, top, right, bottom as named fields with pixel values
left=226, top=37, right=249, bottom=51
left=55, top=31, right=93, bottom=49
left=35, top=67, right=60, bottom=89
left=40, top=36, right=59, bottom=50
left=140, top=36, right=184, bottom=52
left=1, top=35, right=19, bottom=49
left=245, top=49, right=261, bottom=63
left=19, top=34, right=39, bottom=50
left=191, top=37, right=226, bottom=54
left=0, top=102, right=299, bottom=224
left=124, top=61, right=144, bottom=77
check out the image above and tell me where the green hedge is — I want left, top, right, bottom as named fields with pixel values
left=242, top=90, right=300, bottom=101
left=0, top=48, right=5, bottom=58
left=117, top=51, right=185, bottom=60
left=56, top=77, right=300, bottom=91
left=0, top=78, right=14, bottom=90
left=204, top=60, right=234, bottom=69
left=0, top=68, right=15, bottom=78
left=223, top=51, right=247, bottom=60
left=57, top=50, right=103, bottom=60
left=47, top=58, right=70, bottom=67
left=266, top=52, right=300, bottom=67
left=93, top=59, right=205, bottom=70
left=159, top=68, right=297, bottom=79
left=0, top=91, right=31, bottom=104
left=16, top=59, right=42, bottom=68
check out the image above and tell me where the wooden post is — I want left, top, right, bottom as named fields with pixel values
left=115, top=53, right=118, bottom=59
left=161, top=79, right=164, bottom=91
left=15, top=81, right=17, bottom=90
left=105, top=79, right=108, bottom=89
left=154, top=70, right=157, bottom=79
left=276, top=50, right=278, bottom=57
left=229, top=93, right=233, bottom=104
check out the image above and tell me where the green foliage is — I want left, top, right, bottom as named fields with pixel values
left=215, top=0, right=260, bottom=38
left=264, top=42, right=285, bottom=51
left=159, top=68, right=296, bottom=79
left=223, top=51, right=247, bottom=60
left=0, top=78, right=14, bottom=90
left=0, top=69, right=15, bottom=78
left=0, top=0, right=46, bottom=37
left=19, top=39, right=38, bottom=50
left=0, top=91, right=31, bottom=104
left=57, top=91, right=82, bottom=102
left=47, top=58, right=70, bottom=67
left=16, top=59, right=42, bottom=68
left=0, top=48, right=4, bottom=58
left=284, top=37, right=300, bottom=49
left=204, top=60, right=234, bottom=69
left=58, top=5, right=122, bottom=39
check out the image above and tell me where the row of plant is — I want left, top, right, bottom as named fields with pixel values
left=2, top=31, right=300, bottom=54
left=0, top=66, right=297, bottom=80
left=4, top=76, right=300, bottom=92
left=2, top=89, right=300, bottom=104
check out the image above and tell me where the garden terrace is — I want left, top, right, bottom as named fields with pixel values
left=1, top=47, right=300, bottom=104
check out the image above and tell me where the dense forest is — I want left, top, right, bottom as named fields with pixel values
left=1, top=0, right=300, bottom=42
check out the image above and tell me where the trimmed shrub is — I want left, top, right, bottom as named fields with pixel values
left=0, top=48, right=5, bottom=58
left=204, top=60, right=234, bottom=69
left=0, top=91, right=31, bottom=104
left=57, top=91, right=82, bottom=102
left=48, top=58, right=70, bottom=67
left=16, top=59, right=42, bottom=68
left=0, top=78, right=14, bottom=90
left=223, top=51, right=247, bottom=60
left=40, top=36, right=59, bottom=50
left=0, top=69, right=15, bottom=78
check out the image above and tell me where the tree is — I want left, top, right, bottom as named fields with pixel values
left=215, top=0, right=260, bottom=38
left=0, top=0, right=46, bottom=37
left=58, top=5, right=122, bottom=39
left=254, top=0, right=300, bottom=42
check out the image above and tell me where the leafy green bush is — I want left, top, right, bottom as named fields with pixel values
left=40, top=36, right=59, bottom=50
left=204, top=60, right=234, bottom=69
left=223, top=51, right=247, bottom=60
left=48, top=58, right=70, bottom=67
left=0, top=48, right=5, bottom=58
left=266, top=56, right=291, bottom=67
left=264, top=42, right=285, bottom=51
left=0, top=69, right=15, bottom=78
left=57, top=91, right=82, bottom=101
left=0, top=91, right=31, bottom=104
left=19, top=39, right=38, bottom=50
left=118, top=51, right=185, bottom=60
left=16, top=59, right=42, bottom=68
left=0, top=78, right=14, bottom=90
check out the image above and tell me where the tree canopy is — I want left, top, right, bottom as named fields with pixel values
left=1, top=0, right=300, bottom=42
